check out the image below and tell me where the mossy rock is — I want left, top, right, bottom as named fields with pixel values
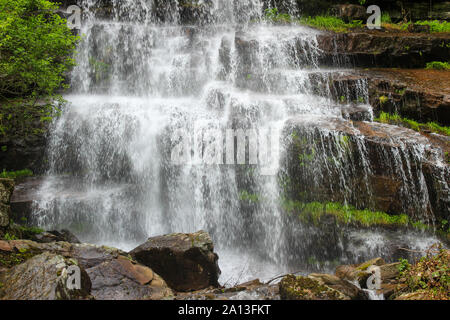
left=279, top=274, right=349, bottom=300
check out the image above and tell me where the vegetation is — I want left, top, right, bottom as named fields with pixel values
left=0, top=169, right=33, bottom=180
left=396, top=245, right=449, bottom=300
left=239, top=190, right=260, bottom=204
left=0, top=0, right=78, bottom=101
left=415, top=20, right=450, bottom=33
left=0, top=247, right=39, bottom=268
left=264, top=10, right=363, bottom=33
left=281, top=199, right=435, bottom=231
left=376, top=112, right=450, bottom=136
left=425, top=61, right=450, bottom=70
left=298, top=16, right=364, bottom=33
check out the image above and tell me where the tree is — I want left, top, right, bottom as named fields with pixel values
left=0, top=0, right=78, bottom=100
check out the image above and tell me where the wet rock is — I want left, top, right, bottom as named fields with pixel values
left=34, top=230, right=81, bottom=244
left=0, top=101, right=50, bottom=173
left=279, top=274, right=350, bottom=300
left=283, top=117, right=450, bottom=221
left=330, top=4, right=367, bottom=22
left=335, top=258, right=385, bottom=283
left=130, top=230, right=221, bottom=292
left=308, top=273, right=368, bottom=300
left=379, top=262, right=401, bottom=281
left=87, top=255, right=172, bottom=300
left=174, top=279, right=279, bottom=300
left=407, top=23, right=431, bottom=33
left=364, top=69, right=450, bottom=126
left=317, top=32, right=450, bottom=68
left=0, top=179, right=14, bottom=229
left=10, top=177, right=43, bottom=225
left=0, top=252, right=91, bottom=300
left=0, top=239, right=172, bottom=300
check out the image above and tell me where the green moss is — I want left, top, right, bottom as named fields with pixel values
left=280, top=274, right=343, bottom=300
left=0, top=169, right=33, bottom=180
left=376, top=112, right=450, bottom=136
left=298, top=16, right=362, bottom=33
left=425, top=61, right=450, bottom=70
left=239, top=190, right=260, bottom=203
left=0, top=248, right=39, bottom=268
left=282, top=199, right=435, bottom=232
left=1, top=223, right=44, bottom=241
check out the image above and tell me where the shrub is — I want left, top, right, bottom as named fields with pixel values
left=0, top=0, right=79, bottom=100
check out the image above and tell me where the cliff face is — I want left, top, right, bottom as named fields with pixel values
left=292, top=0, right=450, bottom=21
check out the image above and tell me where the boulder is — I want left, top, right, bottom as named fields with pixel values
left=0, top=240, right=172, bottom=300
left=0, top=252, right=91, bottom=300
left=0, top=179, right=14, bottom=229
left=87, top=255, right=172, bottom=300
left=130, top=230, right=221, bottom=292
left=335, top=257, right=386, bottom=287
left=34, top=230, right=81, bottom=244
left=279, top=274, right=350, bottom=300
left=308, top=273, right=368, bottom=300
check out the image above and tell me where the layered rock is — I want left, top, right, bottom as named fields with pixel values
left=282, top=117, right=450, bottom=223
left=329, top=69, right=450, bottom=125
left=130, top=231, right=221, bottom=292
left=317, top=32, right=450, bottom=68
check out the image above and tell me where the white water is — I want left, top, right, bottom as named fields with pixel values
left=30, top=0, right=446, bottom=285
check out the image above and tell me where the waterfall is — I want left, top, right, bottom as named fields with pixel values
left=31, top=0, right=446, bottom=284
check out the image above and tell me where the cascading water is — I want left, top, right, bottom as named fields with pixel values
left=30, top=0, right=446, bottom=286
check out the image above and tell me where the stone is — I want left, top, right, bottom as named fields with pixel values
left=335, top=258, right=386, bottom=288
left=308, top=273, right=368, bottom=300
left=0, top=239, right=172, bottom=300
left=34, top=229, right=81, bottom=244
left=0, top=179, right=14, bottom=228
left=279, top=274, right=350, bottom=300
left=317, top=32, right=450, bottom=69
left=0, top=252, right=91, bottom=300
left=87, top=255, right=172, bottom=300
left=407, top=24, right=431, bottom=33
left=130, top=230, right=221, bottom=292
left=330, top=4, right=367, bottom=22
left=380, top=262, right=401, bottom=281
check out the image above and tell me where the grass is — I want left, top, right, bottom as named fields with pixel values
left=426, top=61, right=450, bottom=70
left=282, top=200, right=418, bottom=228
left=264, top=10, right=363, bottom=33
left=0, top=169, right=33, bottom=180
left=299, top=16, right=364, bottom=33
left=415, top=20, right=450, bottom=33
left=266, top=10, right=450, bottom=34
left=376, top=112, right=450, bottom=136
